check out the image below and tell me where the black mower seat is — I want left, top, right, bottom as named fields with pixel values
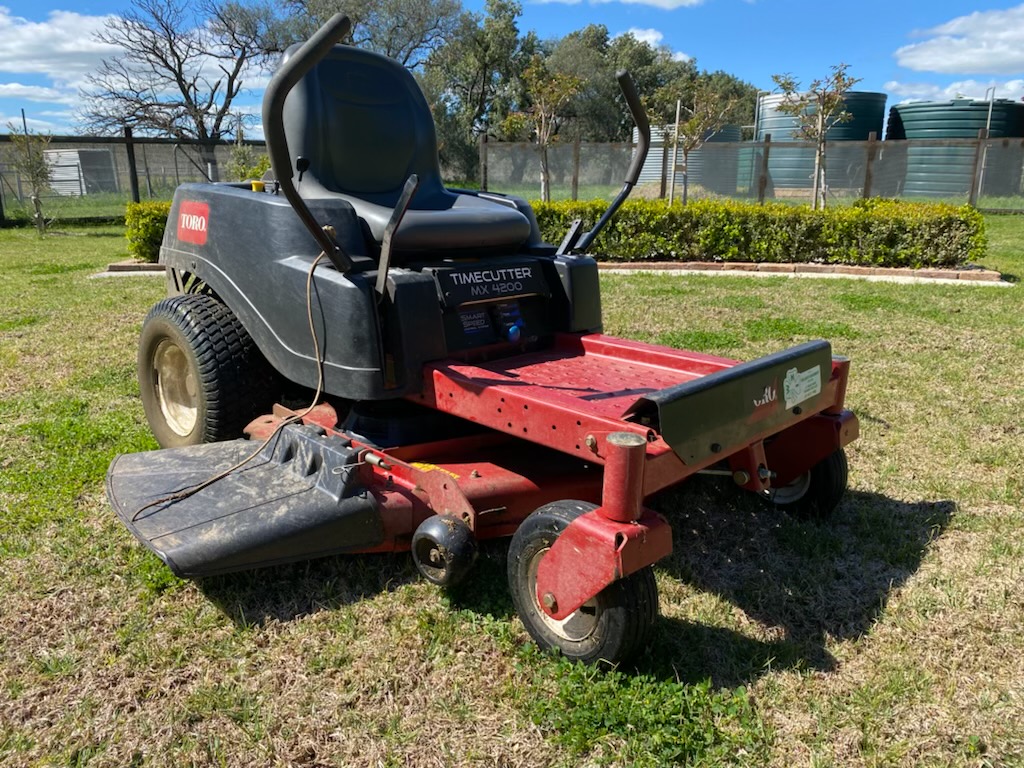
left=280, top=44, right=531, bottom=254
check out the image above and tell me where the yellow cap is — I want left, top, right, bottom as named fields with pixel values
left=251, top=180, right=265, bottom=192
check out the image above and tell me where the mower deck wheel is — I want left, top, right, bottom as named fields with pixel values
left=138, top=294, right=278, bottom=448
left=763, top=448, right=849, bottom=520
left=507, top=500, right=658, bottom=666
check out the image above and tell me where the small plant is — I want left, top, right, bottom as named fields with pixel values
left=125, top=200, right=172, bottom=262
left=5, top=122, right=53, bottom=235
left=226, top=143, right=271, bottom=182
left=771, top=64, right=862, bottom=210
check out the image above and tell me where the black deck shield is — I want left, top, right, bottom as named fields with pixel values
left=625, top=340, right=834, bottom=466
left=106, top=425, right=383, bottom=577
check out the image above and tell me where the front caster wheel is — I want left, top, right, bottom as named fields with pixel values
left=763, top=448, right=849, bottom=520
left=507, top=500, right=658, bottom=666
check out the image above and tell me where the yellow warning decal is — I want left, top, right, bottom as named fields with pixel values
left=410, top=462, right=460, bottom=479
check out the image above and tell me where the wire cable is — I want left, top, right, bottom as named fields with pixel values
left=131, top=248, right=331, bottom=522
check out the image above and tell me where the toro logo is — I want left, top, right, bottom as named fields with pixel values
left=177, top=201, right=210, bottom=246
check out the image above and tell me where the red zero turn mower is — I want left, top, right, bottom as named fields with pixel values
left=106, top=15, right=859, bottom=665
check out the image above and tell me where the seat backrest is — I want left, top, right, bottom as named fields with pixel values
left=280, top=44, right=447, bottom=207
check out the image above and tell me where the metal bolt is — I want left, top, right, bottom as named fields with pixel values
left=541, top=592, right=558, bottom=612
left=470, top=469, right=480, bottom=478
left=793, top=406, right=803, bottom=415
left=733, top=470, right=751, bottom=485
left=585, top=435, right=598, bottom=452
left=710, top=443, right=722, bottom=454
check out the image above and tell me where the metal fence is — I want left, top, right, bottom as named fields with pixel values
left=3, top=132, right=1022, bottom=224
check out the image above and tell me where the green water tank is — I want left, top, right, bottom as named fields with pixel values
left=887, top=99, right=1024, bottom=197
left=756, top=91, right=887, bottom=190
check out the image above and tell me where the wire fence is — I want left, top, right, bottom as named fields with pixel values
left=482, top=134, right=1024, bottom=211
left=0, top=135, right=259, bottom=224
left=2, top=132, right=1022, bottom=225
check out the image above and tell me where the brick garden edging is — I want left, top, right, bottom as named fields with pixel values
left=597, top=261, right=1006, bottom=283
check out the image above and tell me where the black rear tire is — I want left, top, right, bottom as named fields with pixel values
left=764, top=448, right=849, bottom=520
left=138, top=294, right=278, bottom=448
left=507, top=500, right=658, bottom=667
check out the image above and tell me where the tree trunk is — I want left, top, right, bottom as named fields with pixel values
left=31, top=194, right=45, bottom=235
left=812, top=107, right=825, bottom=210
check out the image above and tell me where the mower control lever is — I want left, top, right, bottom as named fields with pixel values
left=573, top=70, right=651, bottom=253
left=262, top=13, right=354, bottom=272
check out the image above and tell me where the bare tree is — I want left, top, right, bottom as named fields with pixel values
left=5, top=123, right=52, bottom=235
left=79, top=0, right=275, bottom=144
left=771, top=63, right=861, bottom=210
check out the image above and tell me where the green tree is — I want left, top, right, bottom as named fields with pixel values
left=285, top=0, right=467, bottom=68
left=771, top=63, right=861, bottom=209
left=420, top=0, right=537, bottom=180
left=5, top=123, right=52, bottom=234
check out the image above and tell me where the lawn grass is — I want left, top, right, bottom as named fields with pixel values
left=0, top=220, right=1022, bottom=766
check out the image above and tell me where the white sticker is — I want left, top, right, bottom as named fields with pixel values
left=784, top=365, right=822, bottom=410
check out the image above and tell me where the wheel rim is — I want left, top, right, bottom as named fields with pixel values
left=152, top=339, right=198, bottom=436
left=527, top=547, right=600, bottom=642
left=765, top=471, right=812, bottom=505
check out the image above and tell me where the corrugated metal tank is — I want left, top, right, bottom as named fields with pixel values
left=755, top=91, right=886, bottom=189
left=636, top=125, right=741, bottom=194
left=687, top=125, right=742, bottom=194
left=886, top=99, right=1024, bottom=197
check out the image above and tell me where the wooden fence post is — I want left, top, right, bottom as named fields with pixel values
left=969, top=128, right=989, bottom=207
left=659, top=134, right=668, bottom=198
left=757, top=134, right=772, bottom=204
left=862, top=131, right=878, bottom=199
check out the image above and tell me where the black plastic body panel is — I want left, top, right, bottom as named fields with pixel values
left=160, top=183, right=604, bottom=399
left=106, top=425, right=383, bottom=577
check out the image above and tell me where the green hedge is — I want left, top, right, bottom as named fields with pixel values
left=125, top=201, right=172, bottom=263
left=533, top=198, right=986, bottom=268
left=124, top=197, right=986, bottom=269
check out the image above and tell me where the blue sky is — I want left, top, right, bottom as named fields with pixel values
left=1, top=0, right=1023, bottom=135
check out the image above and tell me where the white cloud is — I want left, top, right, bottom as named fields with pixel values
left=884, top=78, right=1024, bottom=103
left=895, top=5, right=1024, bottom=75
left=0, top=8, right=118, bottom=87
left=622, top=27, right=664, bottom=46
left=613, top=27, right=691, bottom=61
left=0, top=83, right=77, bottom=104
left=596, top=0, right=703, bottom=7
left=539, top=0, right=702, bottom=7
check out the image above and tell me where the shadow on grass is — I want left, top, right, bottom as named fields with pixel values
left=197, top=477, right=951, bottom=689
left=636, top=479, right=954, bottom=687
left=197, top=551, right=420, bottom=627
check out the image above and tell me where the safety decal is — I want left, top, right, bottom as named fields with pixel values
left=410, top=462, right=460, bottom=479
left=784, top=365, right=822, bottom=410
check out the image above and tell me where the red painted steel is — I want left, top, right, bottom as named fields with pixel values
left=597, top=432, right=648, bottom=523
left=534, top=508, right=672, bottom=621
